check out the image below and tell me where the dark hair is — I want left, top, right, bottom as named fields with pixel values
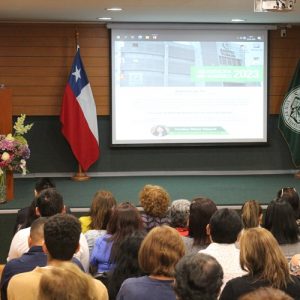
left=89, top=190, right=116, bottom=230
left=263, top=200, right=276, bottom=231
left=209, top=208, right=242, bottom=243
left=268, top=200, right=299, bottom=244
left=107, top=202, right=144, bottom=261
left=30, top=217, right=47, bottom=243
left=108, top=232, right=145, bottom=300
left=189, top=197, right=217, bottom=246
left=19, top=199, right=39, bottom=230
left=36, top=188, right=64, bottom=217
left=175, top=253, right=223, bottom=300
left=277, top=187, right=300, bottom=219
left=44, top=214, right=81, bottom=260
left=35, top=178, right=56, bottom=194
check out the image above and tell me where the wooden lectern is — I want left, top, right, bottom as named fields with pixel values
left=0, top=88, right=14, bottom=200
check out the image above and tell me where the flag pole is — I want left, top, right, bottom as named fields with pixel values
left=71, top=29, right=90, bottom=182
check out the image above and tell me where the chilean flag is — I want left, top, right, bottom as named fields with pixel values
left=60, top=48, right=99, bottom=171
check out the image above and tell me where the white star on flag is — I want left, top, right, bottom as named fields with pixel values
left=72, top=66, right=81, bottom=82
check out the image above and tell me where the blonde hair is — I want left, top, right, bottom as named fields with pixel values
left=240, top=228, right=291, bottom=289
left=38, top=262, right=99, bottom=300
left=138, top=225, right=185, bottom=277
left=139, top=184, right=170, bottom=217
left=241, top=200, right=262, bottom=229
left=239, top=287, right=293, bottom=300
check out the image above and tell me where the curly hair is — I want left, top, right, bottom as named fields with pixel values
left=44, top=214, right=81, bottom=261
left=174, top=253, right=223, bottom=300
left=139, top=184, right=170, bottom=218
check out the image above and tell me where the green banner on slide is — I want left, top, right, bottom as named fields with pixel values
left=167, top=127, right=227, bottom=135
left=190, top=66, right=263, bottom=83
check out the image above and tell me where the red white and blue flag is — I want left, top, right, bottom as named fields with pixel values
left=60, top=48, right=99, bottom=171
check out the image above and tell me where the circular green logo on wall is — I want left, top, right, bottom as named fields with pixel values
left=281, top=86, right=300, bottom=133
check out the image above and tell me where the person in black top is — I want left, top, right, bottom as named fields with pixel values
left=220, top=227, right=300, bottom=300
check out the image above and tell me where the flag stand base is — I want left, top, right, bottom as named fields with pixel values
left=71, top=165, right=90, bottom=181
left=72, top=173, right=90, bottom=181
left=294, top=171, right=300, bottom=179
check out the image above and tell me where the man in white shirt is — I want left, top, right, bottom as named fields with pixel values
left=7, top=188, right=89, bottom=271
left=200, top=208, right=245, bottom=286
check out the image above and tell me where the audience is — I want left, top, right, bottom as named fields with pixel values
left=1, top=218, right=47, bottom=300
left=239, top=287, right=293, bottom=300
left=174, top=253, right=223, bottom=300
left=38, top=262, right=103, bottom=300
left=90, top=202, right=144, bottom=275
left=241, top=199, right=262, bottom=229
left=183, top=197, right=217, bottom=254
left=107, top=232, right=145, bottom=300
left=219, top=227, right=300, bottom=300
left=116, top=226, right=185, bottom=300
left=7, top=214, right=108, bottom=300
left=80, top=190, right=116, bottom=256
left=200, top=208, right=245, bottom=286
left=264, top=200, right=300, bottom=260
left=170, top=199, right=191, bottom=236
left=7, top=188, right=89, bottom=272
left=139, top=184, right=171, bottom=231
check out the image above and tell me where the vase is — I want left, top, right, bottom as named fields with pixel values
left=0, top=171, right=6, bottom=203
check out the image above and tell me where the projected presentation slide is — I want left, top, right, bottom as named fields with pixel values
left=111, top=29, right=268, bottom=145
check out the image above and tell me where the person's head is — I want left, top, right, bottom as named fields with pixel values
left=139, top=184, right=170, bottom=218
left=43, top=214, right=81, bottom=261
left=241, top=200, right=263, bottom=229
left=170, top=199, right=191, bottom=228
left=38, top=262, right=97, bottom=300
left=174, top=253, right=223, bottom=300
left=28, top=217, right=47, bottom=247
left=107, top=202, right=144, bottom=260
left=277, top=187, right=300, bottom=218
left=34, top=178, right=56, bottom=197
left=208, top=208, right=242, bottom=244
left=240, top=227, right=291, bottom=289
left=138, top=225, right=185, bottom=277
left=239, top=287, right=293, bottom=300
left=189, top=197, right=217, bottom=246
left=268, top=200, right=299, bottom=244
left=89, top=190, right=116, bottom=230
left=36, top=188, right=64, bottom=217
left=108, top=232, right=146, bottom=300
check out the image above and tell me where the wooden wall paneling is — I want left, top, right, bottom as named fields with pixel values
left=0, top=23, right=110, bottom=116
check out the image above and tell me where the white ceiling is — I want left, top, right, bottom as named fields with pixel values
left=0, top=0, right=299, bottom=24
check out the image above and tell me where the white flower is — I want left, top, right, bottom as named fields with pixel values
left=0, top=169, right=3, bottom=175
left=1, top=152, right=10, bottom=161
left=20, top=159, right=27, bottom=175
left=5, top=134, right=15, bottom=141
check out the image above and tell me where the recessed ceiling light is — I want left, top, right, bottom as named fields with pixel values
left=97, top=17, right=112, bottom=21
left=231, top=19, right=246, bottom=22
left=106, top=7, right=123, bottom=11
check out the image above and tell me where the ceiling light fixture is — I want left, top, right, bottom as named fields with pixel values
left=231, top=19, right=246, bottom=22
left=106, top=7, right=123, bottom=11
left=97, top=17, right=112, bottom=21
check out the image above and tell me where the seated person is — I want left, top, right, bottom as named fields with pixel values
left=174, top=253, right=223, bottom=300
left=169, top=199, right=190, bottom=236
left=139, top=184, right=171, bottom=231
left=116, top=226, right=185, bottom=300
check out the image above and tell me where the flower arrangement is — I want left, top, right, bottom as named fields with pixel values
left=0, top=114, right=33, bottom=176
